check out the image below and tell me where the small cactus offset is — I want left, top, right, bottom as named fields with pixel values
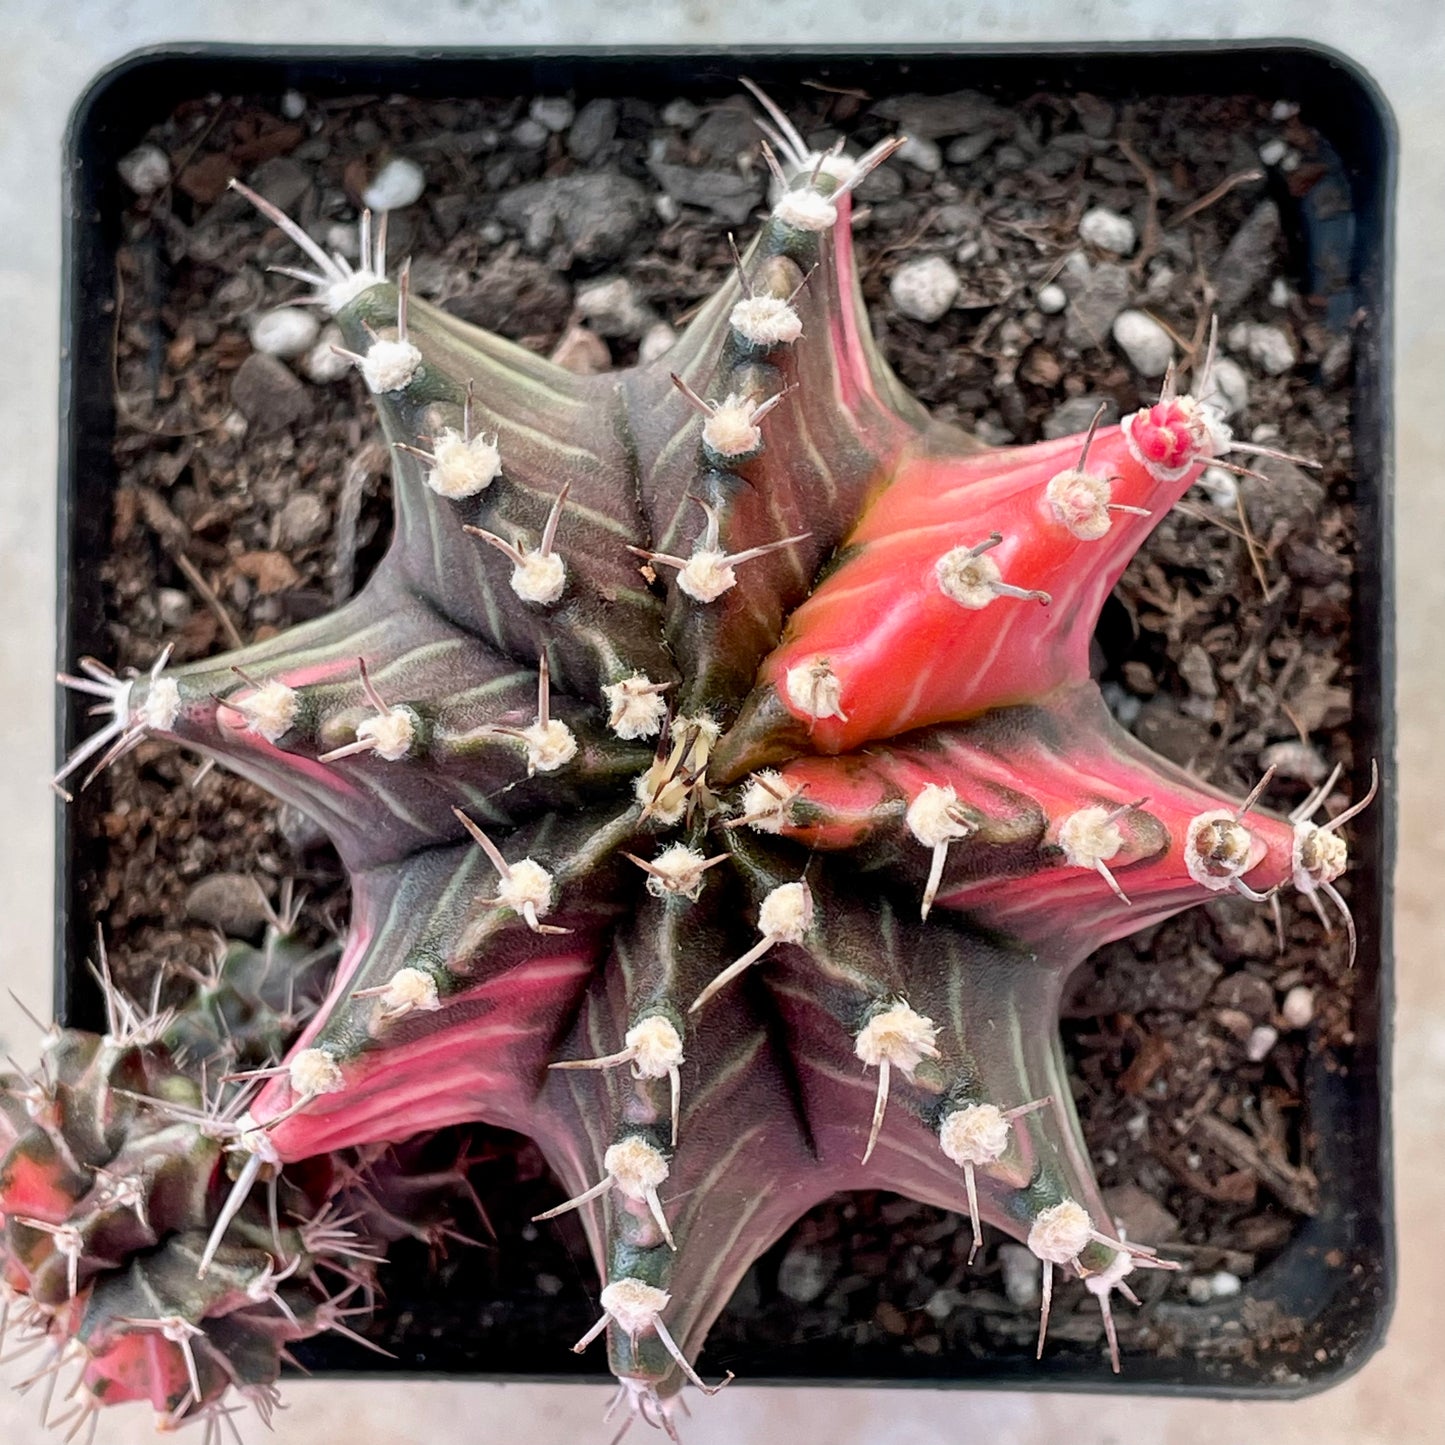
left=0, top=901, right=478, bottom=1440
left=22, top=83, right=1372, bottom=1435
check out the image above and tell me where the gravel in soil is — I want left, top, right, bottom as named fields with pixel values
left=84, top=79, right=1362, bottom=1375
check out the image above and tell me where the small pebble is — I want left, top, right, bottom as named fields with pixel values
left=567, top=97, right=619, bottom=162
left=1178, top=643, right=1217, bottom=699
left=1259, top=139, right=1288, bottom=166
left=1282, top=985, right=1316, bottom=1029
left=1196, top=465, right=1238, bottom=509
left=325, top=222, right=359, bottom=260
left=1245, top=323, right=1297, bottom=376
left=280, top=89, right=306, bottom=120
left=1043, top=393, right=1117, bottom=440
left=118, top=143, right=171, bottom=196
left=661, top=97, right=700, bottom=129
left=924, top=1287, right=965, bottom=1321
left=574, top=276, right=655, bottom=339
left=1144, top=262, right=1177, bottom=302
left=1269, top=277, right=1293, bottom=308
left=249, top=306, right=321, bottom=360
left=973, top=415, right=1014, bottom=447
left=1187, top=1276, right=1214, bottom=1305
left=302, top=325, right=353, bottom=384
left=1246, top=1024, right=1279, bottom=1062
left=231, top=352, right=312, bottom=433
left=1101, top=680, right=1143, bottom=728
left=184, top=873, right=271, bottom=939
left=998, top=1244, right=1040, bottom=1307
left=889, top=256, right=960, bottom=323
left=278, top=491, right=329, bottom=548
left=1201, top=355, right=1250, bottom=419
left=895, top=135, right=943, bottom=173
left=1112, top=309, right=1174, bottom=378
left=1036, top=282, right=1067, bottom=315
left=638, top=321, right=678, bottom=364
left=1078, top=205, right=1137, bottom=256
left=156, top=588, right=193, bottom=630
left=362, top=157, right=426, bottom=211
left=777, top=1245, right=831, bottom=1304
left=953, top=238, right=981, bottom=267
left=1210, top=1270, right=1243, bottom=1299
left=1259, top=739, right=1328, bottom=784
left=529, top=96, right=575, bottom=133
left=511, top=117, right=550, bottom=151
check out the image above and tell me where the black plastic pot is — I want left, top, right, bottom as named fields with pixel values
left=56, top=43, right=1395, bottom=1398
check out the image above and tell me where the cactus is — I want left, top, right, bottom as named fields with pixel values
left=0, top=897, right=483, bottom=1440
left=30, top=84, right=1372, bottom=1436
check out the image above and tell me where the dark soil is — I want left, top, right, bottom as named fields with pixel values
left=80, top=77, right=1364, bottom=1382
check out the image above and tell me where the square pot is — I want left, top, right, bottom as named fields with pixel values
left=56, top=43, right=1395, bottom=1398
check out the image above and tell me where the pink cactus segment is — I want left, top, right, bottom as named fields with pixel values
left=81, top=1329, right=195, bottom=1411
left=256, top=948, right=595, bottom=1161
left=824, top=190, right=886, bottom=418
left=753, top=420, right=1209, bottom=753
left=0, top=1148, right=80, bottom=1224
left=771, top=687, right=1295, bottom=956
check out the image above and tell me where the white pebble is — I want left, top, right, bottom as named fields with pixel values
left=280, top=90, right=307, bottom=120
left=362, top=157, right=426, bottom=212
left=1245, top=324, right=1297, bottom=376
left=1269, top=277, right=1293, bottom=309
left=662, top=98, right=700, bottom=129
left=1259, top=139, right=1288, bottom=166
left=1079, top=206, right=1137, bottom=256
left=889, top=256, right=960, bottom=323
left=1196, top=466, right=1238, bottom=509
left=156, top=587, right=192, bottom=628
left=1112, top=309, right=1174, bottom=378
left=1201, top=355, right=1249, bottom=419
left=1245, top=1024, right=1279, bottom=1063
left=638, top=321, right=678, bottom=364
left=1036, top=282, right=1067, bottom=315
left=512, top=118, right=549, bottom=150
left=1100, top=680, right=1143, bottom=728
left=998, top=1244, right=1040, bottom=1307
left=302, top=325, right=353, bottom=383
left=1281, top=985, right=1315, bottom=1029
left=896, top=135, right=943, bottom=173
left=1209, top=1270, right=1243, bottom=1299
left=118, top=143, right=171, bottom=196
left=249, top=307, right=321, bottom=360
left=325, top=222, right=360, bottom=260
left=529, top=97, right=576, bottom=133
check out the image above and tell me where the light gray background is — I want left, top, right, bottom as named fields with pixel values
left=1, top=4, right=1438, bottom=1442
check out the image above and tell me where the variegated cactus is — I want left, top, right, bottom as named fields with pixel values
left=26, top=85, right=1372, bottom=1437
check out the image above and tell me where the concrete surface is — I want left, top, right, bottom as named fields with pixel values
left=1, top=3, right=1440, bottom=1443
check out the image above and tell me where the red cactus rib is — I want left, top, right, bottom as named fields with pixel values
left=769, top=683, right=1297, bottom=956
left=724, top=411, right=1217, bottom=767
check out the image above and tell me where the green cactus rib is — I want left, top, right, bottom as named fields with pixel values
left=34, top=90, right=1371, bottom=1438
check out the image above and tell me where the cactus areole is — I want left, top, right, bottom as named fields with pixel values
left=28, top=82, right=1375, bottom=1438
